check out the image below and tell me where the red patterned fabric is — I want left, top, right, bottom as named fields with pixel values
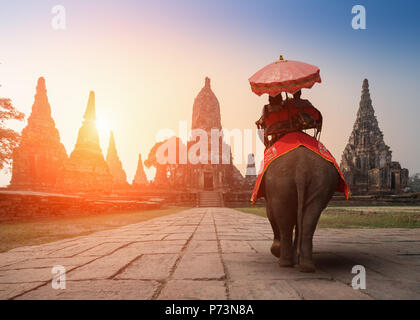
left=249, top=59, right=321, bottom=96
left=251, top=131, right=350, bottom=204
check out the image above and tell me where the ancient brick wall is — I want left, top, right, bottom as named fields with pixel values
left=0, top=191, right=164, bottom=222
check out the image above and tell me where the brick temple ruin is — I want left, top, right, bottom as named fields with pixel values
left=9, top=77, right=68, bottom=190
left=132, top=154, right=148, bottom=187
left=7, top=76, right=251, bottom=206
left=184, top=77, right=245, bottom=192
left=9, top=78, right=135, bottom=193
left=58, top=91, right=113, bottom=193
left=340, top=79, right=409, bottom=195
left=145, top=77, right=247, bottom=206
left=4, top=76, right=416, bottom=215
left=106, top=131, right=129, bottom=189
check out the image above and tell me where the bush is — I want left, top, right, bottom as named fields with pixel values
left=408, top=173, right=420, bottom=192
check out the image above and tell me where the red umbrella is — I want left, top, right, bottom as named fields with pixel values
left=249, top=56, right=321, bottom=96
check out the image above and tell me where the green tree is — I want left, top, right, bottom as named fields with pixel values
left=408, top=173, right=420, bottom=192
left=0, top=97, right=24, bottom=170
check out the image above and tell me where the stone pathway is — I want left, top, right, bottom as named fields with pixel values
left=0, top=208, right=419, bottom=300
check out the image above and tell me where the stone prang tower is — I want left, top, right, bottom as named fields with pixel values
left=106, top=131, right=128, bottom=188
left=59, top=91, right=112, bottom=193
left=132, top=153, right=148, bottom=186
left=340, top=79, right=408, bottom=194
left=185, top=77, right=244, bottom=191
left=10, top=77, right=67, bottom=191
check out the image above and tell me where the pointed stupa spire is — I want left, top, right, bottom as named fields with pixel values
left=29, top=76, right=52, bottom=122
left=133, top=153, right=148, bottom=186
left=107, top=131, right=116, bottom=156
left=205, top=76, right=211, bottom=88
left=359, top=78, right=373, bottom=112
left=362, top=78, right=369, bottom=90
left=106, top=131, right=128, bottom=187
left=58, top=91, right=112, bottom=192
left=191, top=76, right=222, bottom=132
left=354, top=78, right=381, bottom=135
left=83, top=91, right=96, bottom=121
left=36, top=76, right=46, bottom=94
left=73, top=91, right=101, bottom=152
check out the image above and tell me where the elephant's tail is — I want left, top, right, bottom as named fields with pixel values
left=296, top=177, right=305, bottom=259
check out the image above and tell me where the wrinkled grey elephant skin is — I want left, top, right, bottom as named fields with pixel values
left=264, top=146, right=339, bottom=272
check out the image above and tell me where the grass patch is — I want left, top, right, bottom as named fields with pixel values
left=0, top=207, right=190, bottom=253
left=235, top=206, right=420, bottom=229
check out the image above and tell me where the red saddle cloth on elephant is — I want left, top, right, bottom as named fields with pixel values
left=251, top=131, right=350, bottom=204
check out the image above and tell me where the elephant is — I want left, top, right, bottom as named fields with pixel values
left=263, top=145, right=339, bottom=272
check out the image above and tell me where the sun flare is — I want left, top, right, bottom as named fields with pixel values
left=96, top=117, right=111, bottom=136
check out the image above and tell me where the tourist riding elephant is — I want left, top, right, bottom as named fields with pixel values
left=263, top=146, right=339, bottom=272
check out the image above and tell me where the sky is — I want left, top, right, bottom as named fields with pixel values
left=0, top=0, right=419, bottom=185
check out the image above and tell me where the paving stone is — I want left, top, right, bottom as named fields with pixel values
left=192, top=232, right=217, bottom=241
left=139, top=234, right=169, bottom=241
left=164, top=233, right=193, bottom=240
left=116, top=254, right=178, bottom=280
left=218, top=233, right=268, bottom=241
left=67, top=247, right=142, bottom=280
left=229, top=280, right=301, bottom=300
left=248, top=240, right=272, bottom=254
left=173, top=253, right=225, bottom=280
left=76, top=242, right=130, bottom=257
left=0, top=208, right=418, bottom=300
left=0, top=267, right=56, bottom=283
left=288, top=279, right=372, bottom=300
left=0, top=254, right=32, bottom=269
left=128, top=240, right=186, bottom=254
left=176, top=227, right=198, bottom=233
left=222, top=253, right=331, bottom=281
left=220, top=240, right=255, bottom=253
left=0, top=256, right=96, bottom=270
left=47, top=243, right=102, bottom=258
left=185, top=240, right=219, bottom=254
left=0, top=282, right=45, bottom=300
left=158, top=280, right=227, bottom=300
left=314, top=252, right=420, bottom=299
left=16, top=280, right=159, bottom=300
left=6, top=238, right=78, bottom=254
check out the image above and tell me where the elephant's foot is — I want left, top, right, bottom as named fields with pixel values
left=278, top=257, right=293, bottom=267
left=299, top=260, right=316, bottom=273
left=270, top=240, right=281, bottom=258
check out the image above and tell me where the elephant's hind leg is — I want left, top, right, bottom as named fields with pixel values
left=299, top=176, right=338, bottom=273
left=273, top=205, right=296, bottom=267
left=298, top=200, right=323, bottom=273
left=266, top=203, right=281, bottom=258
left=278, top=228, right=294, bottom=267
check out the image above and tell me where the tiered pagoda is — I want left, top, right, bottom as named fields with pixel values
left=59, top=91, right=112, bottom=193
left=9, top=77, right=67, bottom=191
left=178, top=77, right=244, bottom=191
left=106, top=131, right=129, bottom=189
left=340, top=79, right=408, bottom=194
left=132, top=154, right=148, bottom=186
